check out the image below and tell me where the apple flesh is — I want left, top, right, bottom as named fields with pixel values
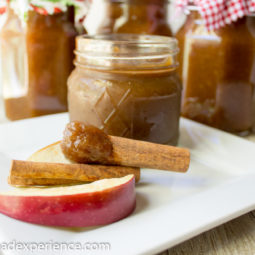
left=0, top=175, right=136, bottom=227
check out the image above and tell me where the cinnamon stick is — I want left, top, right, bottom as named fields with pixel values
left=61, top=122, right=190, bottom=173
left=107, top=136, right=190, bottom=172
left=10, top=160, right=140, bottom=183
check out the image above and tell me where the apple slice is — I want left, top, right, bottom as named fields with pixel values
left=0, top=175, right=136, bottom=227
left=28, top=141, right=70, bottom=163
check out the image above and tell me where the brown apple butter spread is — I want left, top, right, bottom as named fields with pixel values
left=61, top=121, right=113, bottom=164
left=177, top=10, right=255, bottom=135
left=93, top=0, right=172, bottom=36
left=1, top=6, right=79, bottom=120
left=68, top=34, right=182, bottom=145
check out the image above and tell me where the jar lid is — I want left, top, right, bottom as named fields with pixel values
left=9, top=0, right=91, bottom=20
left=0, top=0, right=6, bottom=15
left=75, top=34, right=179, bottom=71
left=176, top=0, right=255, bottom=30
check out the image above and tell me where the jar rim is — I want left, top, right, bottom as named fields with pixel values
left=75, top=34, right=178, bottom=57
left=74, top=34, right=179, bottom=71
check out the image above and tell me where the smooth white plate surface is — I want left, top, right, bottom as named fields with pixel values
left=0, top=114, right=254, bottom=255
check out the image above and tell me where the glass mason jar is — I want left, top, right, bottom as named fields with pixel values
left=175, top=7, right=197, bottom=79
left=1, top=4, right=79, bottom=120
left=176, top=9, right=255, bottom=135
left=93, top=0, right=172, bottom=36
left=68, top=34, right=182, bottom=145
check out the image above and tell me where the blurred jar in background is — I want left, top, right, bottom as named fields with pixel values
left=1, top=1, right=88, bottom=121
left=93, top=0, right=172, bottom=36
left=176, top=8, right=255, bottom=136
left=175, top=6, right=196, bottom=80
left=0, top=1, right=7, bottom=123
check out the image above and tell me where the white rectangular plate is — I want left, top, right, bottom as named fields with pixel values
left=0, top=114, right=254, bottom=255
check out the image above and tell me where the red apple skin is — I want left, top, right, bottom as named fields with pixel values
left=0, top=176, right=136, bottom=227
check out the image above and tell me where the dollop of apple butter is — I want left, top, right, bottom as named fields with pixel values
left=61, top=121, right=113, bottom=164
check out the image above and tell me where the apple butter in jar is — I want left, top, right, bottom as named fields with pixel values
left=68, top=34, right=182, bottom=145
left=1, top=0, right=88, bottom=120
left=93, top=0, right=172, bottom=36
left=176, top=2, right=255, bottom=135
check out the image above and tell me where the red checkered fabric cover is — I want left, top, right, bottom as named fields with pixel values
left=176, top=0, right=255, bottom=30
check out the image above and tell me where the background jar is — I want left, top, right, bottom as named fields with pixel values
left=176, top=8, right=255, bottom=136
left=68, top=34, right=182, bottom=145
left=1, top=5, right=79, bottom=121
left=91, top=0, right=172, bottom=36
